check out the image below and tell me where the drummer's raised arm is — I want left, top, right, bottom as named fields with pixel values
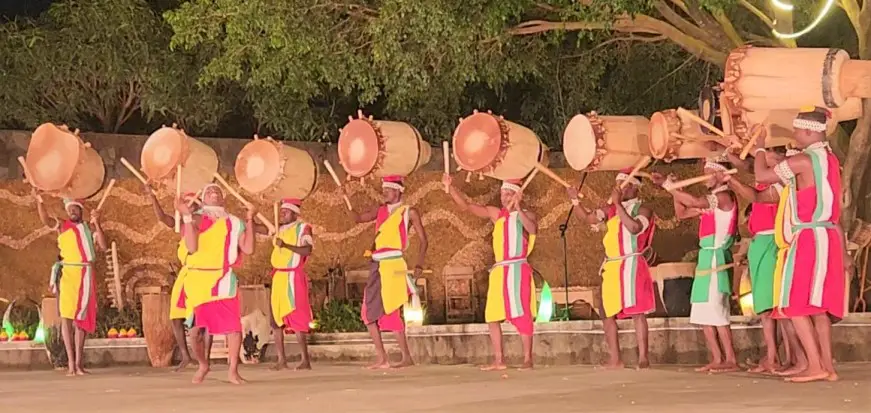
left=565, top=186, right=605, bottom=225
left=347, top=205, right=379, bottom=223
left=144, top=184, right=174, bottom=229
left=34, top=189, right=58, bottom=229
left=253, top=222, right=273, bottom=235
left=442, top=174, right=499, bottom=221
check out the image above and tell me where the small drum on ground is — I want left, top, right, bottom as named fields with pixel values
left=140, top=126, right=218, bottom=194
left=562, top=113, right=650, bottom=171
left=338, top=111, right=431, bottom=179
left=235, top=137, right=318, bottom=201
left=25, top=123, right=106, bottom=199
left=648, top=109, right=716, bottom=162
left=452, top=110, right=548, bottom=180
left=141, top=292, right=174, bottom=368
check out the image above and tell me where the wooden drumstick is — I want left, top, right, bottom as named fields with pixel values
left=174, top=165, right=182, bottom=233
left=534, top=162, right=571, bottom=188
left=119, top=157, right=155, bottom=194
left=273, top=201, right=279, bottom=238
left=442, top=141, right=450, bottom=193
left=211, top=172, right=276, bottom=233
left=507, top=168, right=540, bottom=211
left=606, top=156, right=651, bottom=205
left=665, top=169, right=738, bottom=192
left=17, top=156, right=43, bottom=203
left=187, top=190, right=202, bottom=208
left=676, top=108, right=726, bottom=137
left=95, top=179, right=116, bottom=211
left=395, top=270, right=434, bottom=275
left=696, top=263, right=736, bottom=276
left=739, top=125, right=766, bottom=160
left=323, top=160, right=353, bottom=210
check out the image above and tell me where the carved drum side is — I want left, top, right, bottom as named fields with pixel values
left=235, top=138, right=318, bottom=201
left=141, top=126, right=219, bottom=194
left=563, top=113, right=650, bottom=171
left=25, top=123, right=106, bottom=199
left=452, top=111, right=547, bottom=180
left=141, top=293, right=174, bottom=368
left=338, top=113, right=431, bottom=178
left=648, top=109, right=715, bottom=162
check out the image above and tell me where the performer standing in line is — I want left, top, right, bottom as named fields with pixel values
left=652, top=160, right=739, bottom=373
left=565, top=169, right=655, bottom=370
left=144, top=188, right=211, bottom=371
left=177, top=183, right=256, bottom=384
left=751, top=107, right=850, bottom=383
left=253, top=198, right=314, bottom=371
left=35, top=192, right=107, bottom=376
left=443, top=175, right=538, bottom=370
left=345, top=176, right=427, bottom=369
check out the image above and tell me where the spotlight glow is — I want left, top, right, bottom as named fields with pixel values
left=772, top=0, right=835, bottom=39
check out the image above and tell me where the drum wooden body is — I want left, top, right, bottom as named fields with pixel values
left=722, top=46, right=871, bottom=112
left=698, top=86, right=724, bottom=135
left=140, top=126, right=218, bottom=194
left=235, top=138, right=318, bottom=201
left=648, top=109, right=716, bottom=162
left=731, top=98, right=862, bottom=149
left=452, top=112, right=548, bottom=180
left=25, top=123, right=105, bottom=199
left=563, top=113, right=650, bottom=171
left=141, top=293, right=174, bottom=368
left=338, top=115, right=431, bottom=178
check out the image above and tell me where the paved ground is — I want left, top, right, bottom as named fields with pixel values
left=2, top=363, right=869, bottom=412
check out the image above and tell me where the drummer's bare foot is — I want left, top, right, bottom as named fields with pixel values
left=518, top=360, right=534, bottom=371
left=637, top=359, right=650, bottom=370
left=294, top=360, right=311, bottom=371
left=192, top=365, right=209, bottom=384
left=711, top=361, right=739, bottom=373
left=366, top=359, right=390, bottom=370
left=390, top=358, right=414, bottom=369
left=597, top=360, right=624, bottom=370
left=826, top=371, right=840, bottom=382
left=695, top=361, right=719, bottom=372
left=228, top=371, right=246, bottom=385
left=774, top=361, right=808, bottom=377
left=786, top=367, right=830, bottom=383
left=66, top=369, right=76, bottom=377
left=270, top=360, right=288, bottom=371
left=480, top=361, right=507, bottom=371
left=74, top=366, right=89, bottom=376
left=173, top=358, right=191, bottom=372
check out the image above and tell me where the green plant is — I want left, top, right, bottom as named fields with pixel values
left=314, top=300, right=366, bottom=333
left=44, top=326, right=68, bottom=369
left=94, top=302, right=142, bottom=338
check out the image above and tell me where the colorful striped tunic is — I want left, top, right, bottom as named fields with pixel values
left=690, top=193, right=737, bottom=327
left=54, top=220, right=97, bottom=333
left=600, top=200, right=655, bottom=319
left=485, top=209, right=537, bottom=336
left=746, top=183, right=780, bottom=314
left=269, top=221, right=313, bottom=332
left=362, top=203, right=415, bottom=332
left=775, top=146, right=845, bottom=318
left=169, top=214, right=211, bottom=320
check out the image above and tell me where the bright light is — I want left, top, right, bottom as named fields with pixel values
left=308, top=320, right=319, bottom=330
left=404, top=294, right=424, bottom=327
left=536, top=282, right=554, bottom=323
left=739, top=293, right=755, bottom=317
left=771, top=0, right=794, bottom=11
left=33, top=321, right=45, bottom=344
left=772, top=0, right=836, bottom=39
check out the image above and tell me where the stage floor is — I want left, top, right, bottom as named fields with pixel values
left=2, top=363, right=869, bottom=412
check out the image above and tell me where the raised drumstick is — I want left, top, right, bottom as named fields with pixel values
left=95, top=179, right=116, bottom=211
left=323, top=160, right=353, bottom=210
left=739, top=124, right=768, bottom=160
left=211, top=172, right=276, bottom=233
left=607, top=156, right=651, bottom=205
left=507, top=168, right=540, bottom=211
left=17, top=156, right=43, bottom=203
left=273, top=201, right=279, bottom=239
left=442, top=141, right=450, bottom=193
left=174, top=165, right=182, bottom=233
left=119, top=157, right=155, bottom=195
left=676, top=108, right=726, bottom=137
left=534, top=162, right=571, bottom=188
left=665, top=169, right=739, bottom=192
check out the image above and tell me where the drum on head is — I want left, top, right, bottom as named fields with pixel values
left=25, top=123, right=106, bottom=199
left=235, top=138, right=318, bottom=201
left=337, top=111, right=431, bottom=179
left=141, top=126, right=218, bottom=194
left=562, top=113, right=650, bottom=171
left=648, top=109, right=716, bottom=162
left=452, top=110, right=548, bottom=180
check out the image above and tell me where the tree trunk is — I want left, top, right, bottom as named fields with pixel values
left=841, top=99, right=871, bottom=235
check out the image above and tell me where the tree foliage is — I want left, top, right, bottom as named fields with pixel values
left=0, top=0, right=235, bottom=133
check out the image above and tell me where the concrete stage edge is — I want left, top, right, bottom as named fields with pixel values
left=3, top=314, right=871, bottom=369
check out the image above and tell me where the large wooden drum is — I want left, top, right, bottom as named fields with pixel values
left=722, top=46, right=871, bottom=112
left=25, top=123, right=105, bottom=199
left=452, top=111, right=548, bottom=180
left=141, top=293, right=174, bottom=368
left=562, top=112, right=650, bottom=171
left=140, top=126, right=218, bottom=194
left=338, top=112, right=431, bottom=179
left=235, top=137, right=318, bottom=201
left=648, top=109, right=716, bottom=162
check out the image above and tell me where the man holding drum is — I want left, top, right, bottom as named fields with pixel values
left=345, top=176, right=426, bottom=369
left=35, top=193, right=107, bottom=376
left=444, top=175, right=539, bottom=370
left=176, top=183, right=256, bottom=384
left=566, top=168, right=655, bottom=370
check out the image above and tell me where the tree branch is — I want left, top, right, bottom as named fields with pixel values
left=653, top=1, right=723, bottom=48
left=739, top=0, right=773, bottom=29
left=711, top=9, right=744, bottom=47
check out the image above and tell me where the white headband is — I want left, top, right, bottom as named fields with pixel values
left=616, top=173, right=641, bottom=187
left=786, top=148, right=801, bottom=157
left=64, top=201, right=83, bottom=212
left=202, top=183, right=224, bottom=196
left=501, top=182, right=521, bottom=192
left=793, top=118, right=827, bottom=132
left=280, top=202, right=300, bottom=214
left=382, top=182, right=404, bottom=192
left=704, top=160, right=728, bottom=173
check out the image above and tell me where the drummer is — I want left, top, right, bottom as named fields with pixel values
left=344, top=176, right=427, bottom=369
left=566, top=168, right=655, bottom=369
left=252, top=198, right=314, bottom=371
left=33, top=191, right=108, bottom=376
left=651, top=159, right=739, bottom=373
left=144, top=187, right=212, bottom=371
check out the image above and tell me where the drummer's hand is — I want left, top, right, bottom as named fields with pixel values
left=510, top=192, right=523, bottom=211
left=30, top=187, right=42, bottom=202
left=649, top=172, right=667, bottom=186
left=142, top=182, right=155, bottom=197
left=566, top=187, right=579, bottom=201
left=610, top=186, right=622, bottom=204
left=413, top=266, right=423, bottom=279
left=704, top=140, right=726, bottom=152
left=273, top=238, right=287, bottom=249
left=441, top=173, right=452, bottom=189
left=245, top=204, right=257, bottom=221
left=753, top=124, right=767, bottom=149
left=713, top=171, right=731, bottom=184
left=89, top=210, right=100, bottom=224
left=175, top=198, right=192, bottom=216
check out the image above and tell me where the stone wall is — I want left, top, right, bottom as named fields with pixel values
left=0, top=129, right=707, bottom=323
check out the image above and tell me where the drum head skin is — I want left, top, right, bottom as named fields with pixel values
left=235, top=140, right=281, bottom=194
left=648, top=112, right=671, bottom=160
left=338, top=119, right=380, bottom=177
left=452, top=112, right=503, bottom=172
left=562, top=115, right=598, bottom=171
left=141, top=127, right=185, bottom=180
left=26, top=123, right=81, bottom=191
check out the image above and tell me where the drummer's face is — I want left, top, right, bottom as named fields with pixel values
left=203, top=187, right=224, bottom=206
left=622, top=185, right=638, bottom=200
left=500, top=189, right=516, bottom=207
left=280, top=208, right=296, bottom=224
left=703, top=168, right=718, bottom=188
left=382, top=187, right=400, bottom=203
left=67, top=206, right=82, bottom=222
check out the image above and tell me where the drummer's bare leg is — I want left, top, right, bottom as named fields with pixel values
left=172, top=319, right=192, bottom=372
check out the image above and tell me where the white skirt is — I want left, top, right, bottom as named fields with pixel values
left=689, top=271, right=731, bottom=327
